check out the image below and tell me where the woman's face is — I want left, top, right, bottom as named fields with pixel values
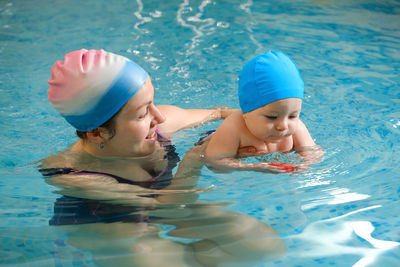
left=102, top=77, right=166, bottom=157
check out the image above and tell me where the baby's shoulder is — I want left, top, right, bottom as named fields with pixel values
left=217, top=111, right=247, bottom=134
left=222, top=110, right=245, bottom=126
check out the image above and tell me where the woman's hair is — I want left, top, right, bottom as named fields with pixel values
left=76, top=108, right=122, bottom=140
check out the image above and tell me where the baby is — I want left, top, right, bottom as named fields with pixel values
left=205, top=51, right=317, bottom=172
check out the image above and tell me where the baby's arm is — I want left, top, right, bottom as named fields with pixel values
left=292, top=120, right=315, bottom=148
left=293, top=120, right=324, bottom=168
left=205, top=117, right=285, bottom=173
left=205, top=118, right=239, bottom=160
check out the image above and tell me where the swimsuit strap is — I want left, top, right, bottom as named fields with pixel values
left=39, top=130, right=179, bottom=190
left=39, top=167, right=157, bottom=188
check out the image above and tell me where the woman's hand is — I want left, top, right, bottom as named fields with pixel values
left=211, top=107, right=240, bottom=119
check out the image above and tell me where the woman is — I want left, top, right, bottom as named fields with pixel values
left=39, top=49, right=285, bottom=266
left=40, top=49, right=232, bottom=188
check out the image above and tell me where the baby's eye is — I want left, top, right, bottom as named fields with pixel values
left=265, top=115, right=277, bottom=120
left=289, top=114, right=299, bottom=119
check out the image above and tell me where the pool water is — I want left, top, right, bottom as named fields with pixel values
left=1, top=0, right=400, bottom=266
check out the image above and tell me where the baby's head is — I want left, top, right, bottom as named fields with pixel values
left=48, top=49, right=148, bottom=132
left=238, top=51, right=304, bottom=113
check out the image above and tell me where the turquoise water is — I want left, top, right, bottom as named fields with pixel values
left=1, top=0, right=400, bottom=266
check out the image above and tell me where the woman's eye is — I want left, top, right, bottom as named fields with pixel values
left=138, top=107, right=149, bottom=119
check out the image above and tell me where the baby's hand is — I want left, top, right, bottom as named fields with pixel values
left=246, top=162, right=290, bottom=173
left=267, top=163, right=298, bottom=173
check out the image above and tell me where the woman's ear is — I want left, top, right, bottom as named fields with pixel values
left=86, top=128, right=109, bottom=144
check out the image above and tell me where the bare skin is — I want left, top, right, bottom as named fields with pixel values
left=205, top=98, right=323, bottom=173
left=40, top=77, right=286, bottom=266
left=41, top=77, right=235, bottom=183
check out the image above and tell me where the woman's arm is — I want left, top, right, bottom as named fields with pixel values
left=155, top=145, right=206, bottom=204
left=41, top=146, right=207, bottom=206
left=156, top=105, right=238, bottom=137
left=205, top=156, right=289, bottom=173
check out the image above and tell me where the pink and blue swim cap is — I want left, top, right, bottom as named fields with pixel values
left=238, top=51, right=304, bottom=113
left=48, top=49, right=148, bottom=131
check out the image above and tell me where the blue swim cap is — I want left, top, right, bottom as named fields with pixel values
left=238, top=51, right=304, bottom=113
left=48, top=49, right=148, bottom=131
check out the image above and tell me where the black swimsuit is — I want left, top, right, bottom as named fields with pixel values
left=40, top=131, right=180, bottom=225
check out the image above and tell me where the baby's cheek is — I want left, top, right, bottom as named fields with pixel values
left=287, top=122, right=298, bottom=134
left=293, top=119, right=301, bottom=128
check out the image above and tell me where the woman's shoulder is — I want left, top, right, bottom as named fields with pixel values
left=39, top=147, right=173, bottom=187
left=38, top=149, right=77, bottom=169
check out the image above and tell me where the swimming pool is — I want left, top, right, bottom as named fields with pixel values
left=1, top=0, right=399, bottom=266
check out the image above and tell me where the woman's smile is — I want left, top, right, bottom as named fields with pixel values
left=145, top=131, right=157, bottom=142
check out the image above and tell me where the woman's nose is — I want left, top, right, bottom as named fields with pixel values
left=150, top=105, right=166, bottom=127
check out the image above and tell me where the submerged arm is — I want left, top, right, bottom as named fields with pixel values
left=40, top=145, right=207, bottom=206
left=205, top=156, right=288, bottom=173
left=155, top=145, right=206, bottom=204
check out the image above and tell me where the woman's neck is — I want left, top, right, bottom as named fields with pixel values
left=68, top=139, right=167, bottom=181
left=71, top=139, right=165, bottom=161
left=70, top=139, right=107, bottom=158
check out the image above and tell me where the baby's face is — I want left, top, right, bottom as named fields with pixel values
left=243, top=98, right=302, bottom=142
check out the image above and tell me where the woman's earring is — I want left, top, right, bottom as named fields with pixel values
left=99, top=143, right=104, bottom=149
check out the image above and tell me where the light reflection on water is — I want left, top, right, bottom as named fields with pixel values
left=287, top=207, right=399, bottom=267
